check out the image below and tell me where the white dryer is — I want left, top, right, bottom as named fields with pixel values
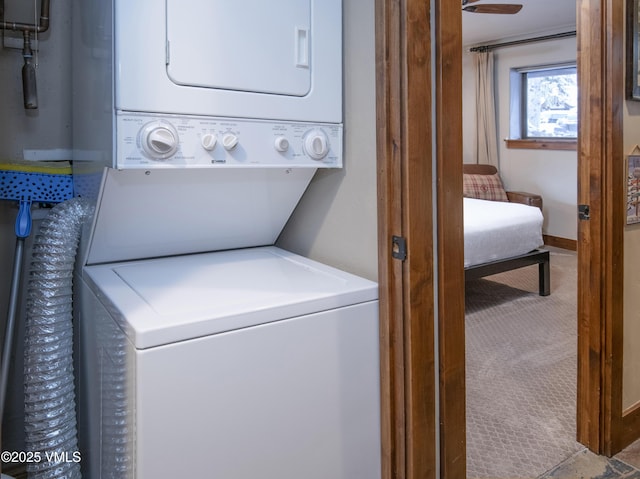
left=73, top=0, right=344, bottom=180
left=80, top=247, right=380, bottom=478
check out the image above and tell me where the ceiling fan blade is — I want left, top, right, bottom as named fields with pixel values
left=463, top=4, right=523, bottom=14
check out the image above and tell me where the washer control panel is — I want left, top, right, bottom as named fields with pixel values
left=116, top=112, right=343, bottom=168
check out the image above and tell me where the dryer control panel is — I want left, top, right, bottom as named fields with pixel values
left=116, top=112, right=342, bottom=169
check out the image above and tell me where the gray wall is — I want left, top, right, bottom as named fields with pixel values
left=0, top=0, right=73, bottom=452
left=0, top=0, right=72, bottom=158
left=277, top=0, right=378, bottom=281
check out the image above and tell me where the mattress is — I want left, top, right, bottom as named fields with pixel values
left=464, top=197, right=544, bottom=268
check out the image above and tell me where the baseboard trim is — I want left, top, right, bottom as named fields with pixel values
left=618, top=402, right=640, bottom=454
left=543, top=235, right=577, bottom=251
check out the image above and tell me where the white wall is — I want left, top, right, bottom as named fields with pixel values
left=623, top=24, right=640, bottom=411
left=462, top=37, right=578, bottom=241
left=277, top=0, right=378, bottom=281
left=462, top=52, right=478, bottom=166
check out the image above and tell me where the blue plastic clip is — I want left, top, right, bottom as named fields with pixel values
left=15, top=199, right=32, bottom=238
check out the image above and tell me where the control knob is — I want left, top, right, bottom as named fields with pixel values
left=223, top=133, right=239, bottom=151
left=303, top=129, right=330, bottom=160
left=201, top=133, right=217, bottom=151
left=274, top=136, right=290, bottom=152
left=139, top=121, right=179, bottom=159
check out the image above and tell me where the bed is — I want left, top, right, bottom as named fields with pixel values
left=463, top=164, right=550, bottom=296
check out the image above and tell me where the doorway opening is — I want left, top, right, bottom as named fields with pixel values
left=375, top=1, right=636, bottom=479
left=461, top=30, right=579, bottom=478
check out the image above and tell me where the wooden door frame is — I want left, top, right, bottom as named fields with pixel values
left=376, top=1, right=640, bottom=478
left=375, top=0, right=437, bottom=477
left=375, top=0, right=464, bottom=478
left=576, top=0, right=640, bottom=456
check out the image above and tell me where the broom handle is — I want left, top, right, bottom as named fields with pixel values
left=1, top=199, right=32, bottom=419
left=0, top=235, right=26, bottom=423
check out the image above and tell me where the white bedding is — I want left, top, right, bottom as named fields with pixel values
left=464, top=197, right=544, bottom=268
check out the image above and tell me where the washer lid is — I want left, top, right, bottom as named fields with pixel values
left=83, top=247, right=378, bottom=349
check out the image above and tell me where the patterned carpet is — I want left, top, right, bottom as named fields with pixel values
left=465, top=248, right=582, bottom=478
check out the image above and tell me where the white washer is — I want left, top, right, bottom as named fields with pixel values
left=80, top=247, right=380, bottom=478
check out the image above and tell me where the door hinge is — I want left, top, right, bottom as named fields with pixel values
left=392, top=235, right=407, bottom=261
left=578, top=204, right=590, bottom=220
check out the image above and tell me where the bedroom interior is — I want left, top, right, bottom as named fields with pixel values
left=461, top=1, right=621, bottom=478
left=462, top=0, right=640, bottom=476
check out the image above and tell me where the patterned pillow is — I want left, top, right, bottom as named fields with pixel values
left=463, top=173, right=509, bottom=202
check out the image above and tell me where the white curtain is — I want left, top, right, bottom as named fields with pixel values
left=474, top=50, right=499, bottom=168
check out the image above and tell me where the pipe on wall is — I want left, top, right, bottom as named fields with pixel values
left=0, top=0, right=50, bottom=34
left=21, top=30, right=37, bottom=109
left=0, top=0, right=51, bottom=109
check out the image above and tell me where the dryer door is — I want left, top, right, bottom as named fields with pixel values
left=167, top=0, right=312, bottom=97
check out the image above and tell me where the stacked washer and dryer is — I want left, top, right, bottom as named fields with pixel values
left=71, top=1, right=380, bottom=478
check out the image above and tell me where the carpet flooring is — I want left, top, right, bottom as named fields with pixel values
left=465, top=248, right=583, bottom=478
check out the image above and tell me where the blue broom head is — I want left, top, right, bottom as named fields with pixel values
left=0, top=161, right=73, bottom=204
left=0, top=161, right=74, bottom=238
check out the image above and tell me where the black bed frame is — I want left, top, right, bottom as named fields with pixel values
left=464, top=249, right=550, bottom=296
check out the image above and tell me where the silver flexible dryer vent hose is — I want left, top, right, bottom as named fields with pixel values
left=23, top=198, right=93, bottom=479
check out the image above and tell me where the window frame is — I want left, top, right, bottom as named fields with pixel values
left=507, top=62, right=578, bottom=151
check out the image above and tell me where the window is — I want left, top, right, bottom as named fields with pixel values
left=509, top=63, right=578, bottom=143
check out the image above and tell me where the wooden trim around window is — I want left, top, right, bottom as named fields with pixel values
left=505, top=138, right=577, bottom=150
